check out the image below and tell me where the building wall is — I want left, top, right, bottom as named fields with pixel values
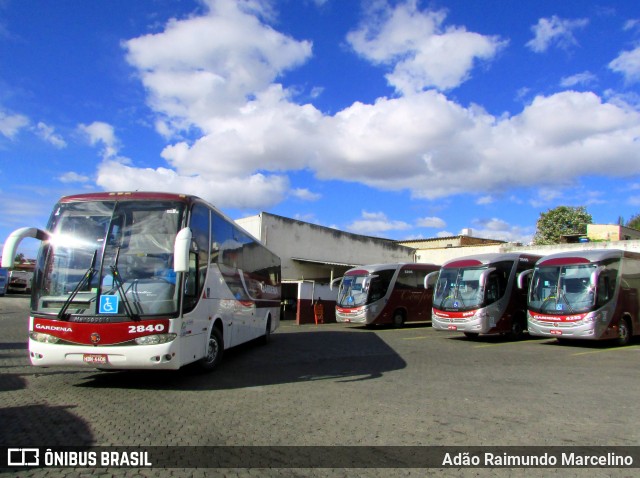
left=415, top=239, right=640, bottom=266
left=587, top=224, right=640, bottom=242
left=236, top=213, right=416, bottom=281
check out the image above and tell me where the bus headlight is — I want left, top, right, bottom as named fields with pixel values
left=135, top=334, right=177, bottom=345
left=29, top=332, right=61, bottom=344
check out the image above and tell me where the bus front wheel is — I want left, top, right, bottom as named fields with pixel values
left=617, top=318, right=632, bottom=346
left=200, top=327, right=224, bottom=371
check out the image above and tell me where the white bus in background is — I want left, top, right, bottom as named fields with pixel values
left=431, top=252, right=541, bottom=339
left=8, top=270, right=33, bottom=294
left=2, top=191, right=281, bottom=371
left=334, top=263, right=440, bottom=327
left=524, top=249, right=640, bottom=346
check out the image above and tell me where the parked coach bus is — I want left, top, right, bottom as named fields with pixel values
left=524, top=249, right=640, bottom=346
left=431, top=252, right=541, bottom=339
left=334, top=263, right=439, bottom=327
left=1, top=191, right=281, bottom=371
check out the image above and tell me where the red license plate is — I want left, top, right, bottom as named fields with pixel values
left=550, top=330, right=562, bottom=336
left=448, top=325, right=457, bottom=330
left=83, top=354, right=108, bottom=364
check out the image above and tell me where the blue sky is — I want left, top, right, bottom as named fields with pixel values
left=1, top=0, right=640, bottom=258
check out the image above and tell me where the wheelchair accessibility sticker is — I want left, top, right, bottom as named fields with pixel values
left=99, top=295, right=119, bottom=314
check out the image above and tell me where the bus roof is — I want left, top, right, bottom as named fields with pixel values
left=344, top=263, right=438, bottom=275
left=59, top=191, right=196, bottom=204
left=442, top=252, right=542, bottom=269
left=536, top=249, right=640, bottom=267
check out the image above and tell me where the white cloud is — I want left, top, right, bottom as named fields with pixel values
left=346, top=211, right=411, bottom=236
left=96, top=159, right=288, bottom=209
left=291, top=188, right=321, bottom=201
left=0, top=110, right=29, bottom=139
left=124, top=0, right=312, bottom=134
left=79, top=121, right=121, bottom=160
left=470, top=218, right=535, bottom=244
left=346, top=1, right=506, bottom=93
left=476, top=195, right=494, bottom=205
left=609, top=46, right=640, bottom=84
left=36, top=122, right=67, bottom=148
left=89, top=1, right=640, bottom=213
left=526, top=15, right=589, bottom=53
left=58, top=172, right=90, bottom=184
left=560, top=71, right=597, bottom=88
left=416, top=216, right=446, bottom=228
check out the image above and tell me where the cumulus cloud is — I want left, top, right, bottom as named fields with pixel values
left=79, top=121, right=121, bottom=160
left=346, top=211, right=412, bottom=236
left=346, top=1, right=506, bottom=93
left=90, top=0, right=640, bottom=212
left=470, top=218, right=535, bottom=244
left=609, top=46, right=640, bottom=84
left=291, top=188, right=321, bottom=201
left=417, top=216, right=446, bottom=228
left=526, top=15, right=589, bottom=53
left=0, top=110, right=29, bottom=139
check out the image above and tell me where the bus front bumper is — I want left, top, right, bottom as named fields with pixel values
left=28, top=340, right=183, bottom=370
left=432, top=313, right=492, bottom=334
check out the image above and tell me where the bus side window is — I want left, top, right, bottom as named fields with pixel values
left=183, top=204, right=210, bottom=312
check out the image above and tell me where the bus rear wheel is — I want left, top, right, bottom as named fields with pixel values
left=393, top=311, right=405, bottom=328
left=508, top=318, right=525, bottom=341
left=616, top=317, right=631, bottom=346
left=200, top=327, right=224, bottom=371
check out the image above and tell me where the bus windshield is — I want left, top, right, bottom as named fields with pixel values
left=33, top=200, right=186, bottom=318
left=337, top=271, right=393, bottom=307
left=434, top=267, right=485, bottom=311
left=434, top=261, right=511, bottom=312
left=528, top=264, right=599, bottom=314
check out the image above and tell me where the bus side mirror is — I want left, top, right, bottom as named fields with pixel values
left=425, top=271, right=439, bottom=289
left=479, top=267, right=496, bottom=289
left=330, top=276, right=342, bottom=291
left=517, top=269, right=533, bottom=289
left=2, top=227, right=50, bottom=268
left=173, top=227, right=192, bottom=273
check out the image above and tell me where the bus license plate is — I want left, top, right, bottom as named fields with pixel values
left=83, top=354, right=108, bottom=364
left=550, top=330, right=562, bottom=336
left=448, top=325, right=457, bottom=330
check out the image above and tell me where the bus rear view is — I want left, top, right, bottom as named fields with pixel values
left=432, top=253, right=540, bottom=339
left=527, top=249, right=640, bottom=346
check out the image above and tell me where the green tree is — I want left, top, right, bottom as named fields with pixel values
left=626, top=214, right=640, bottom=231
left=533, top=206, right=592, bottom=245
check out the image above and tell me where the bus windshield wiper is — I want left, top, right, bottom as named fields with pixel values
left=109, top=246, right=140, bottom=321
left=58, top=249, right=97, bottom=320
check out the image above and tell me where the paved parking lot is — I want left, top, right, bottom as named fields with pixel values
left=1, top=294, right=639, bottom=477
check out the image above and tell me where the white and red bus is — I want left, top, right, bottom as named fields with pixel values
left=334, top=263, right=439, bottom=327
left=431, top=253, right=541, bottom=339
left=525, top=249, right=640, bottom=346
left=1, top=191, right=281, bottom=371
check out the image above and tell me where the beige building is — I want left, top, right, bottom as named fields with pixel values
left=586, top=224, right=640, bottom=242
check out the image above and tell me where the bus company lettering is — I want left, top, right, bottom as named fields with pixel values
left=35, top=323, right=73, bottom=333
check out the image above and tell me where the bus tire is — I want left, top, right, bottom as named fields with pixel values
left=200, top=327, right=224, bottom=371
left=261, top=317, right=272, bottom=345
left=616, top=317, right=632, bottom=346
left=392, top=311, right=405, bottom=328
left=508, top=317, right=525, bottom=341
